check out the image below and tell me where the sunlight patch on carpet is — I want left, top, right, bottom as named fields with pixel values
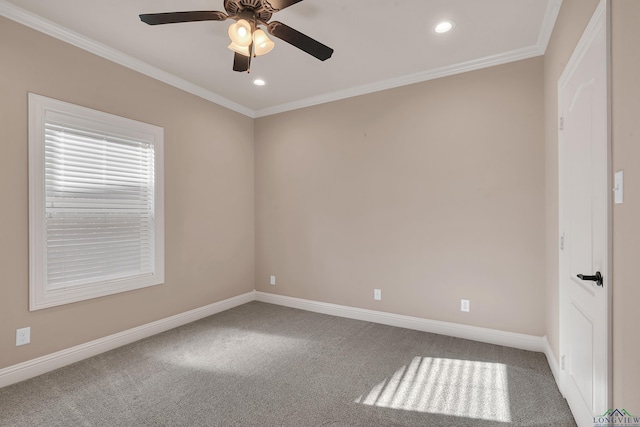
left=156, top=330, right=306, bottom=374
left=354, top=357, right=511, bottom=423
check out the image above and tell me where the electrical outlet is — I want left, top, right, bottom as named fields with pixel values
left=270, top=275, right=276, bottom=285
left=374, top=289, right=381, bottom=301
left=461, top=299, right=470, bottom=312
left=16, top=327, right=30, bottom=346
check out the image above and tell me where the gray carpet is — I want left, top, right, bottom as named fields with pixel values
left=0, top=302, right=575, bottom=426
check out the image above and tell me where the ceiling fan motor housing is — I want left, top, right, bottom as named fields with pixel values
left=224, top=0, right=273, bottom=22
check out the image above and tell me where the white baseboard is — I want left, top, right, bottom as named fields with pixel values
left=0, top=291, right=255, bottom=389
left=255, top=291, right=546, bottom=353
left=1, top=290, right=557, bottom=391
left=542, top=335, right=564, bottom=396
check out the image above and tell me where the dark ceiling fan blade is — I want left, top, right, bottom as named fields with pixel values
left=139, top=11, right=227, bottom=25
left=233, top=52, right=252, bottom=72
left=262, top=0, right=304, bottom=12
left=267, top=21, right=333, bottom=61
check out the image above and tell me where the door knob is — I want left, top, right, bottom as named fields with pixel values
left=577, top=271, right=603, bottom=287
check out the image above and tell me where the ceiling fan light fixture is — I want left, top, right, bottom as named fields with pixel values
left=253, top=29, right=275, bottom=56
left=228, top=19, right=253, bottom=47
left=228, top=42, right=251, bottom=57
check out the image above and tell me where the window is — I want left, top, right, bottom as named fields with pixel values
left=28, top=93, right=164, bottom=311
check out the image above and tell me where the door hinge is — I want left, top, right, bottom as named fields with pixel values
left=559, top=116, right=564, bottom=131
left=561, top=354, right=566, bottom=370
left=560, top=233, right=565, bottom=251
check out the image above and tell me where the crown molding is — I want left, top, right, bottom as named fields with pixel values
left=1, top=0, right=562, bottom=119
left=254, top=44, right=543, bottom=117
left=538, top=0, right=563, bottom=53
left=0, top=0, right=255, bottom=118
left=254, top=0, right=562, bottom=117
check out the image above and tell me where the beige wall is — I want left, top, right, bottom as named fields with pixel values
left=3, top=1, right=638, bottom=408
left=611, top=0, right=640, bottom=409
left=0, top=17, right=255, bottom=369
left=255, top=58, right=546, bottom=336
left=542, top=0, right=600, bottom=362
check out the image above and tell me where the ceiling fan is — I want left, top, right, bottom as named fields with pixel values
left=139, top=0, right=334, bottom=73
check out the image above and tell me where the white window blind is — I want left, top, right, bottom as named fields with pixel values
left=29, top=94, right=164, bottom=310
left=45, top=121, right=156, bottom=288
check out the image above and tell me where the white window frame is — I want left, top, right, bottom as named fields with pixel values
left=28, top=93, right=164, bottom=311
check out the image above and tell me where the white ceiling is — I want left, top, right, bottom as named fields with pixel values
left=0, top=0, right=561, bottom=117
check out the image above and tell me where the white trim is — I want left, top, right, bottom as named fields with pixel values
left=0, top=291, right=255, bottom=389
left=543, top=336, right=564, bottom=396
left=28, top=93, right=166, bottom=310
left=254, top=45, right=544, bottom=118
left=255, top=0, right=563, bottom=117
left=538, top=0, right=564, bottom=53
left=0, top=0, right=562, bottom=119
left=1, top=290, right=561, bottom=392
left=255, top=292, right=546, bottom=353
left=0, top=1, right=254, bottom=118
left=557, top=2, right=607, bottom=94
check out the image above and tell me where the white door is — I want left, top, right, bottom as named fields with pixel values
left=558, top=1, right=610, bottom=426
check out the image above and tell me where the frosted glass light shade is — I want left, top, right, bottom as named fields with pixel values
left=253, top=29, right=275, bottom=56
left=228, top=42, right=251, bottom=57
left=228, top=19, right=252, bottom=47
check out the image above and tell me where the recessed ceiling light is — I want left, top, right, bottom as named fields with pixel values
left=434, top=21, right=455, bottom=34
left=253, top=79, right=266, bottom=86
